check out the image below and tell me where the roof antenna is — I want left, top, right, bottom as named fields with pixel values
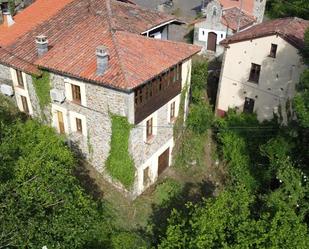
left=236, top=0, right=243, bottom=32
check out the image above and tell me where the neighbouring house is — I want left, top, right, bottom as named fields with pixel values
left=0, top=0, right=200, bottom=198
left=216, top=17, right=309, bottom=122
left=194, top=0, right=266, bottom=56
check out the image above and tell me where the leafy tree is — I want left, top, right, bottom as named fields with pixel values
left=0, top=99, right=110, bottom=248
left=267, top=0, right=309, bottom=19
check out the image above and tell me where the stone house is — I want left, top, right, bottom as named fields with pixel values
left=0, top=0, right=200, bottom=198
left=194, top=0, right=266, bottom=57
left=216, top=17, right=309, bottom=122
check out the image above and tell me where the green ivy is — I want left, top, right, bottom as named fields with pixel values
left=32, top=71, right=51, bottom=110
left=106, top=115, right=135, bottom=189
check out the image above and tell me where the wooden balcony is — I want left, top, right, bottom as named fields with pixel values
left=134, top=64, right=182, bottom=124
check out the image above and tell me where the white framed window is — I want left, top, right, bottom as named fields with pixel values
left=51, top=104, right=69, bottom=134
left=69, top=111, right=87, bottom=137
left=64, top=78, right=87, bottom=106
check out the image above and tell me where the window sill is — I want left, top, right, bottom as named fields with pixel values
left=145, top=135, right=155, bottom=145
left=267, top=55, right=276, bottom=59
left=16, top=85, right=25, bottom=90
left=247, top=80, right=259, bottom=85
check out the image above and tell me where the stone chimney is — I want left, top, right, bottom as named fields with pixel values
left=96, top=45, right=109, bottom=76
left=35, top=35, right=48, bottom=56
left=2, top=11, right=15, bottom=27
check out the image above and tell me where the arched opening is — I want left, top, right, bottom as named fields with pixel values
left=207, top=32, right=217, bottom=52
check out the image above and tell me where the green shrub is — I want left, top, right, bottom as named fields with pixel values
left=154, top=179, right=183, bottom=206
left=106, top=115, right=135, bottom=189
left=32, top=71, right=51, bottom=109
left=187, top=102, right=213, bottom=134
left=111, top=232, right=147, bottom=249
left=219, top=131, right=257, bottom=191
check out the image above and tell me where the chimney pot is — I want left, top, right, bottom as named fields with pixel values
left=2, top=11, right=15, bottom=27
left=35, top=35, right=48, bottom=56
left=96, top=45, right=109, bottom=76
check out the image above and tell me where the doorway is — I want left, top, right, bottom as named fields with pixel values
left=207, top=32, right=217, bottom=52
left=158, top=148, right=170, bottom=176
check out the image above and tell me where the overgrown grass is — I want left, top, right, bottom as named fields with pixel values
left=32, top=71, right=51, bottom=109
left=106, top=115, right=135, bottom=189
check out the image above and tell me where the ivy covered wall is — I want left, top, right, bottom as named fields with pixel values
left=32, top=71, right=51, bottom=110
left=106, top=114, right=135, bottom=189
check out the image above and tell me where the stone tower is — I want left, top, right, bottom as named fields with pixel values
left=205, top=0, right=222, bottom=28
left=253, top=0, right=267, bottom=23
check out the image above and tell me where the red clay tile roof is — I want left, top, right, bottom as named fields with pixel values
left=220, top=17, right=309, bottom=50
left=0, top=0, right=199, bottom=90
left=221, top=7, right=256, bottom=31
left=0, top=0, right=74, bottom=46
left=0, top=47, right=41, bottom=75
left=219, top=0, right=254, bottom=15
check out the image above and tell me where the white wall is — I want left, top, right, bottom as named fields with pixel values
left=198, top=28, right=227, bottom=44
left=216, top=35, right=306, bottom=121
left=10, top=68, right=34, bottom=115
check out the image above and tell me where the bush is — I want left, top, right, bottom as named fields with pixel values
left=111, top=232, right=147, bottom=249
left=154, top=179, right=183, bottom=206
left=187, top=102, right=213, bottom=134
left=106, top=115, right=135, bottom=189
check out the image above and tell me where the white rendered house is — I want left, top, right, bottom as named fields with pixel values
left=216, top=17, right=309, bottom=122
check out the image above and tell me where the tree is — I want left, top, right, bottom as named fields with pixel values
left=0, top=99, right=110, bottom=248
left=267, top=0, right=309, bottom=19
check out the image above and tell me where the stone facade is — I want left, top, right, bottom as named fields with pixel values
left=0, top=63, right=11, bottom=81
left=253, top=0, right=267, bottom=24
left=0, top=58, right=193, bottom=198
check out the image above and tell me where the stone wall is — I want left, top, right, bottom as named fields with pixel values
left=253, top=0, right=267, bottom=23
left=0, top=64, right=11, bottom=81
left=49, top=73, right=130, bottom=173
left=25, top=74, right=43, bottom=119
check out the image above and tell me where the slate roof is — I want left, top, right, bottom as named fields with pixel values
left=220, top=17, right=309, bottom=50
left=0, top=0, right=200, bottom=91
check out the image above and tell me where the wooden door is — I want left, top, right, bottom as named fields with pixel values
left=158, top=148, right=170, bottom=176
left=207, top=32, right=217, bottom=52
left=57, top=111, right=65, bottom=134
left=21, top=96, right=29, bottom=114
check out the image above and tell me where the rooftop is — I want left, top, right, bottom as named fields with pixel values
left=221, top=7, right=256, bottom=31
left=0, top=0, right=200, bottom=91
left=220, top=17, right=309, bottom=50
left=219, top=0, right=254, bottom=15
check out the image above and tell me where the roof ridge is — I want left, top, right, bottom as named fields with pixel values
left=115, top=30, right=201, bottom=48
left=105, top=0, right=130, bottom=86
